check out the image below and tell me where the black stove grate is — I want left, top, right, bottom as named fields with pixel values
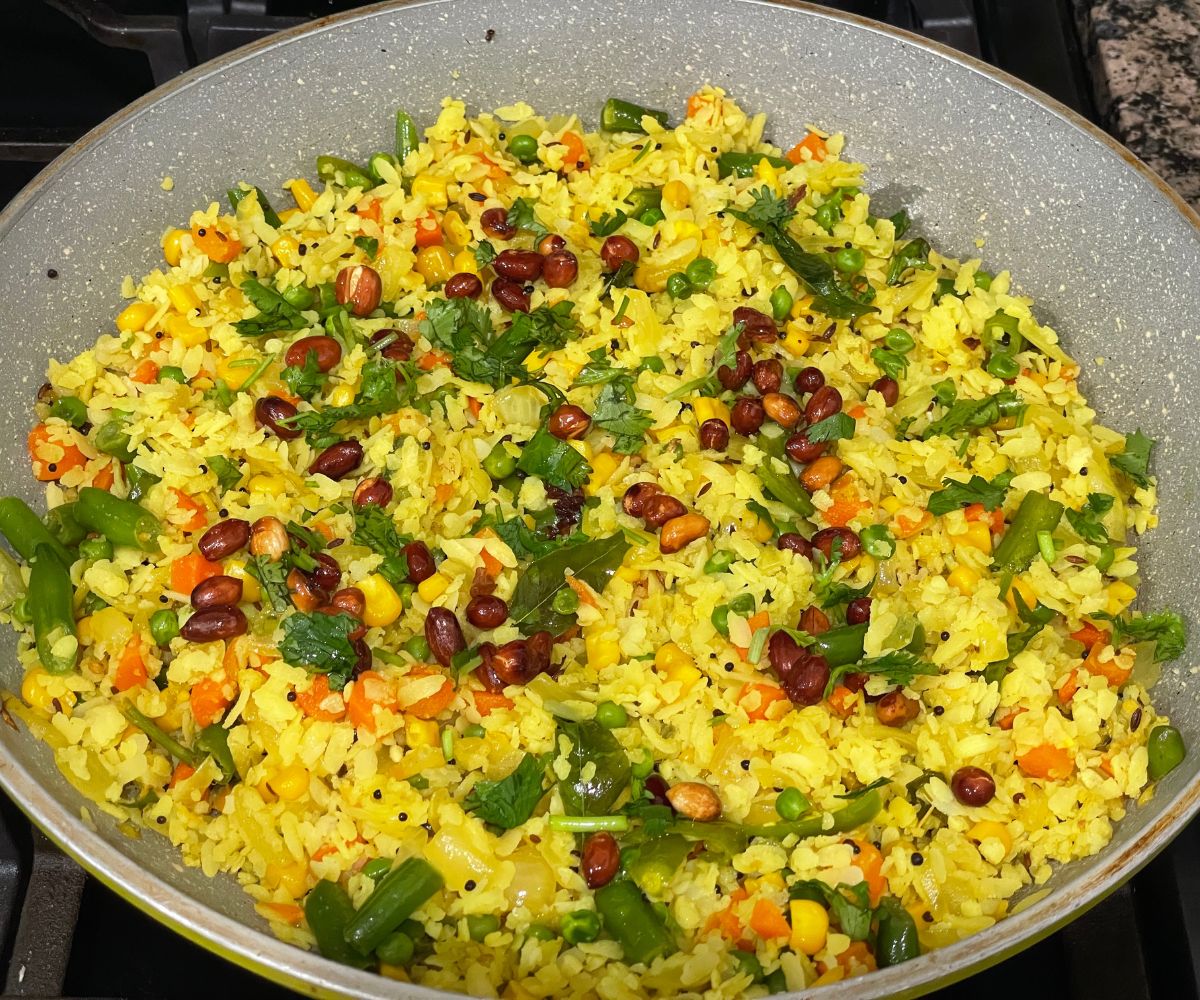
left=0, top=2, right=1184, bottom=998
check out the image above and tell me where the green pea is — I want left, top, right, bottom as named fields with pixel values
left=95, top=418, right=135, bottom=463
left=859, top=524, right=897, bottom=559
left=508, top=134, right=539, bottom=165
left=703, top=550, right=734, bottom=574
left=158, top=366, right=187, bottom=384
left=1148, top=725, right=1185, bottom=780
left=467, top=914, right=501, bottom=941
left=81, top=592, right=109, bottom=614
left=403, top=634, right=431, bottom=660
left=769, top=287, right=793, bottom=322
left=734, top=950, right=763, bottom=981
left=814, top=200, right=841, bottom=233
left=833, top=247, right=865, bottom=274
left=934, top=277, right=958, bottom=301
left=561, top=909, right=601, bottom=945
left=775, top=787, right=809, bottom=821
left=552, top=587, right=580, bottom=615
left=463, top=723, right=486, bottom=739
left=639, top=208, right=665, bottom=226
left=685, top=257, right=717, bottom=289
left=149, top=608, right=179, bottom=646
left=986, top=354, right=1020, bottom=380
left=973, top=270, right=993, bottom=291
left=526, top=923, right=556, bottom=941
left=376, top=930, right=414, bottom=965
left=595, top=701, right=628, bottom=729
left=884, top=328, right=915, bottom=353
left=49, top=396, right=88, bottom=429
left=631, top=751, right=655, bottom=779
left=483, top=441, right=518, bottom=480
left=362, top=857, right=393, bottom=881
left=79, top=537, right=113, bottom=562
left=665, top=272, right=692, bottom=299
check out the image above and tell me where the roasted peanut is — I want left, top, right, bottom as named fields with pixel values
left=334, top=264, right=382, bottom=317
left=622, top=482, right=662, bottom=518
left=547, top=404, right=591, bottom=440
left=492, top=249, right=544, bottom=281
left=876, top=690, right=920, bottom=727
left=698, top=418, right=729, bottom=451
left=730, top=396, right=765, bottom=435
left=254, top=396, right=301, bottom=440
left=180, top=606, right=247, bottom=643
left=581, top=832, right=621, bottom=889
left=805, top=384, right=843, bottom=425
left=284, top=335, right=341, bottom=372
left=659, top=513, right=710, bottom=554
left=353, top=477, right=393, bottom=508
left=480, top=207, right=516, bottom=239
left=404, top=541, right=435, bottom=583
left=191, top=575, right=242, bottom=610
left=800, top=455, right=843, bottom=492
left=198, top=518, right=250, bottom=561
left=287, top=567, right=327, bottom=613
left=424, top=607, right=466, bottom=667
left=542, top=250, right=578, bottom=288
left=641, top=493, right=687, bottom=528
left=665, top=781, right=722, bottom=821
left=492, top=276, right=530, bottom=313
left=249, top=516, right=288, bottom=561
left=751, top=359, right=783, bottom=394
left=444, top=272, right=484, bottom=299
left=310, top=440, right=363, bottom=480
left=466, top=595, right=508, bottom=628
left=762, top=392, right=802, bottom=428
left=600, top=235, right=639, bottom=270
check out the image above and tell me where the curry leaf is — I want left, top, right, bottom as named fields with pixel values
left=885, top=238, right=931, bottom=286
left=509, top=533, right=629, bottom=635
left=557, top=720, right=630, bottom=815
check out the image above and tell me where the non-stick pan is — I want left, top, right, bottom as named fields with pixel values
left=0, top=1, right=1197, bottom=996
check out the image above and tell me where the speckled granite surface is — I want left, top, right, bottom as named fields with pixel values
left=1076, top=0, right=1200, bottom=207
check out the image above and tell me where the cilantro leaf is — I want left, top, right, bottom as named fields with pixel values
left=589, top=210, right=628, bottom=237
left=983, top=592, right=1057, bottom=685
left=246, top=554, right=290, bottom=612
left=234, top=279, right=308, bottom=337
left=282, top=358, right=416, bottom=445
left=927, top=471, right=1014, bottom=516
left=885, top=238, right=931, bottom=286
left=507, top=197, right=548, bottom=238
left=516, top=425, right=592, bottom=491
left=205, top=455, right=242, bottom=495
left=280, top=350, right=327, bottom=401
left=478, top=507, right=587, bottom=559
left=1102, top=609, right=1187, bottom=662
left=920, top=389, right=1025, bottom=440
left=279, top=612, right=360, bottom=689
left=592, top=376, right=652, bottom=455
left=666, top=323, right=742, bottom=400
left=825, top=651, right=938, bottom=698
left=516, top=300, right=579, bottom=352
left=1065, top=493, right=1115, bottom=545
left=572, top=348, right=622, bottom=388
left=352, top=505, right=410, bottom=586
left=806, top=413, right=856, bottom=444
left=729, top=186, right=796, bottom=230
left=353, top=235, right=379, bottom=259
left=1111, top=430, right=1154, bottom=488
left=601, top=259, right=636, bottom=297
left=871, top=347, right=909, bottom=381
left=789, top=881, right=871, bottom=941
left=473, top=239, right=497, bottom=269
left=464, top=753, right=547, bottom=829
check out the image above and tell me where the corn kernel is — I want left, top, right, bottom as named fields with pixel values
left=968, top=820, right=1014, bottom=857
left=411, top=174, right=449, bottom=210
left=953, top=521, right=992, bottom=554
left=691, top=396, right=730, bottom=426
left=568, top=439, right=593, bottom=461
left=584, top=627, right=621, bottom=671
left=655, top=642, right=691, bottom=673
left=790, top=295, right=813, bottom=319
left=285, top=178, right=317, bottom=212
left=662, top=180, right=691, bottom=211
left=416, top=572, right=450, bottom=605
left=361, top=573, right=405, bottom=626
left=1005, top=576, right=1038, bottom=614
left=947, top=564, right=980, bottom=594
left=21, top=668, right=75, bottom=714
left=268, top=763, right=310, bottom=801
left=880, top=496, right=903, bottom=515
left=751, top=516, right=774, bottom=544
left=780, top=321, right=811, bottom=357
left=442, top=212, right=471, bottom=248
left=164, top=313, right=208, bottom=347
left=265, top=861, right=308, bottom=899
left=225, top=559, right=260, bottom=603
left=327, top=384, right=356, bottom=407
left=587, top=451, right=621, bottom=495
left=271, top=235, right=300, bottom=268
left=452, top=250, right=478, bottom=275
left=415, top=245, right=454, bottom=286
left=790, top=899, right=829, bottom=955
left=116, top=301, right=156, bottom=333
left=248, top=473, right=290, bottom=497
left=167, top=284, right=201, bottom=314
left=1107, top=580, right=1137, bottom=615
left=215, top=355, right=255, bottom=390
left=405, top=716, right=439, bottom=748
left=162, top=228, right=188, bottom=267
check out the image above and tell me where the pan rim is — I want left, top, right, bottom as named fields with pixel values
left=1, top=1, right=1197, bottom=997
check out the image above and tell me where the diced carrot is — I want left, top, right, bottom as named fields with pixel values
left=749, top=898, right=791, bottom=940
left=837, top=940, right=877, bottom=973
left=827, top=684, right=858, bottom=718
left=28, top=424, right=88, bottom=482
left=738, top=682, right=788, bottom=722
left=996, top=706, right=1026, bottom=730
left=131, top=359, right=159, bottom=384
left=417, top=350, right=451, bottom=371
left=403, top=669, right=454, bottom=720
left=295, top=674, right=346, bottom=721
left=704, top=887, right=748, bottom=939
left=480, top=547, right=503, bottom=578
left=847, top=404, right=867, bottom=419
left=1099, top=755, right=1115, bottom=778
left=413, top=212, right=443, bottom=248
left=169, top=762, right=196, bottom=788
left=347, top=670, right=397, bottom=731
left=852, top=840, right=887, bottom=906
left=1082, top=642, right=1132, bottom=687
left=990, top=508, right=1006, bottom=533
left=91, top=462, right=115, bottom=491
left=434, top=483, right=454, bottom=504
left=311, top=844, right=338, bottom=862
left=114, top=635, right=149, bottom=692
left=474, top=691, right=514, bottom=716
left=559, top=131, right=589, bottom=170
left=824, top=477, right=870, bottom=528
left=358, top=199, right=382, bottom=224
left=686, top=92, right=706, bottom=117
left=467, top=396, right=483, bottom=420
left=565, top=575, right=600, bottom=609
left=1070, top=622, right=1109, bottom=651
left=733, top=610, right=771, bottom=659
left=785, top=132, right=827, bottom=164
left=190, top=675, right=233, bottom=728
left=190, top=224, right=241, bottom=263
left=1017, top=743, right=1075, bottom=780
left=1056, top=669, right=1079, bottom=704
left=262, top=902, right=305, bottom=925
left=963, top=503, right=986, bottom=522
left=311, top=520, right=335, bottom=542
left=476, top=153, right=506, bottom=179
left=893, top=511, right=932, bottom=539
left=170, top=488, right=208, bottom=532
left=171, top=551, right=221, bottom=595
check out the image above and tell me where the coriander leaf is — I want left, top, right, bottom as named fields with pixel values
left=1065, top=493, right=1115, bottom=545
left=557, top=720, right=630, bottom=815
left=825, top=651, right=937, bottom=698
left=601, top=259, right=636, bottom=296
left=789, top=881, right=871, bottom=941
left=353, top=235, right=379, bottom=259
left=665, top=323, right=742, bottom=401
left=517, top=300, right=580, bottom=352
left=507, top=197, right=548, bottom=238
left=806, top=412, right=856, bottom=444
left=234, top=279, right=308, bottom=337
left=871, top=347, right=908, bottom=381
left=1102, top=609, right=1187, bottom=663
left=352, top=505, right=410, bottom=586
left=206, top=455, right=242, bottom=494
left=473, top=240, right=497, bottom=269
left=889, top=209, right=911, bottom=239
left=818, top=575, right=874, bottom=610
left=477, top=507, right=587, bottom=559
left=728, top=185, right=796, bottom=230
left=517, top=426, right=592, bottom=491
left=589, top=210, right=628, bottom=237
left=282, top=358, right=415, bottom=445
left=592, top=378, right=652, bottom=455
left=572, top=348, right=621, bottom=388
left=927, top=471, right=1014, bottom=516
left=464, top=753, right=546, bottom=829
left=885, top=238, right=931, bottom=286
left=1112, top=430, right=1154, bottom=488
left=420, top=296, right=494, bottom=354
left=246, top=554, right=290, bottom=612
left=920, top=389, right=1025, bottom=440
left=509, top=532, right=629, bottom=635
left=279, top=612, right=359, bottom=689
left=281, top=351, right=327, bottom=401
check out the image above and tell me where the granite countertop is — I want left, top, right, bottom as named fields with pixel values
left=1076, top=0, right=1200, bottom=207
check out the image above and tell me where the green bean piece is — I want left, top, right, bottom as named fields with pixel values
left=195, top=724, right=236, bottom=781
left=367, top=152, right=398, bottom=184
left=595, top=701, right=628, bottom=729
left=94, top=418, right=135, bottom=463
left=716, top=152, right=791, bottom=179
left=600, top=98, right=669, bottom=134
left=756, top=433, right=816, bottom=518
left=79, top=537, right=113, bottom=562
left=376, top=930, right=414, bottom=965
left=29, top=545, right=77, bottom=675
left=467, top=914, right=501, bottom=941
left=770, top=287, right=793, bottom=322
left=711, top=593, right=756, bottom=639
left=122, top=703, right=200, bottom=765
left=685, top=257, right=716, bottom=289
left=625, top=187, right=662, bottom=218
left=463, top=723, right=485, bottom=739
left=639, top=208, right=665, bottom=226
left=343, top=856, right=443, bottom=956
left=44, top=502, right=86, bottom=550
left=49, top=396, right=88, bottom=429
left=362, top=858, right=393, bottom=882
left=483, top=441, right=518, bottom=480
left=594, top=880, right=675, bottom=964
left=992, top=492, right=1064, bottom=574
left=875, top=897, right=921, bottom=966
left=703, top=550, right=734, bottom=574
left=808, top=623, right=869, bottom=667
left=561, top=909, right=602, bottom=945
left=150, top=609, right=179, bottom=646
left=1148, top=725, right=1186, bottom=780
left=124, top=465, right=161, bottom=504
left=227, top=185, right=282, bottom=228
left=0, top=498, right=74, bottom=566
left=626, top=834, right=689, bottom=896
left=665, top=273, right=692, bottom=299
left=316, top=155, right=374, bottom=191
left=157, top=366, right=187, bottom=384
left=74, top=487, right=161, bottom=552
left=305, top=880, right=373, bottom=969
left=525, top=923, right=556, bottom=941
left=775, top=787, right=810, bottom=821
left=395, top=110, right=420, bottom=168
left=834, top=247, right=865, bottom=274
left=508, top=134, right=539, bottom=164
left=546, top=815, right=630, bottom=833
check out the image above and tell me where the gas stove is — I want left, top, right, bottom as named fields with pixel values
left=0, top=3, right=1190, bottom=998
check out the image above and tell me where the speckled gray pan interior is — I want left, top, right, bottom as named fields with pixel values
left=0, top=1, right=1197, bottom=996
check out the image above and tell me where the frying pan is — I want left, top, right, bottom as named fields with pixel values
left=0, top=0, right=1196, bottom=996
